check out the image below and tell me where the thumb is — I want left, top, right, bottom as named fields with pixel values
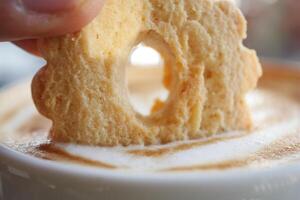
left=0, top=0, right=104, bottom=42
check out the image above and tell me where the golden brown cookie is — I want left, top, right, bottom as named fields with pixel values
left=32, top=0, right=262, bottom=146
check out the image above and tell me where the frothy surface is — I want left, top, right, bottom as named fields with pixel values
left=1, top=65, right=300, bottom=172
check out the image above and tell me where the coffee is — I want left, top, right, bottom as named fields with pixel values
left=0, top=64, right=300, bottom=172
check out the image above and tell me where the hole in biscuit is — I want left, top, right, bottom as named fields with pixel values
left=127, top=43, right=169, bottom=116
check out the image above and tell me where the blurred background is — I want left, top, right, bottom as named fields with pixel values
left=0, top=0, right=299, bottom=88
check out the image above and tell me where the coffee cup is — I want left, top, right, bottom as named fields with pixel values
left=0, top=61, right=300, bottom=200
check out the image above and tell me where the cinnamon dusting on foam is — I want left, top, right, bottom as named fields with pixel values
left=162, top=159, right=249, bottom=172
left=128, top=133, right=247, bottom=157
left=36, top=143, right=118, bottom=169
left=163, top=130, right=300, bottom=172
left=5, top=136, right=118, bottom=170
left=256, top=130, right=300, bottom=161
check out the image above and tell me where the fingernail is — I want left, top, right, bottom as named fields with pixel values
left=22, top=0, right=79, bottom=13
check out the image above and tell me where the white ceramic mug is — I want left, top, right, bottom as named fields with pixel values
left=1, top=147, right=300, bottom=200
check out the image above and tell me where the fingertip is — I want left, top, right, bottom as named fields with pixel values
left=1, top=0, right=105, bottom=41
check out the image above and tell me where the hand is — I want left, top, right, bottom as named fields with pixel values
left=0, top=0, right=104, bottom=55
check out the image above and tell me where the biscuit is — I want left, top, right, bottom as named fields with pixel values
left=32, top=0, right=262, bottom=146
